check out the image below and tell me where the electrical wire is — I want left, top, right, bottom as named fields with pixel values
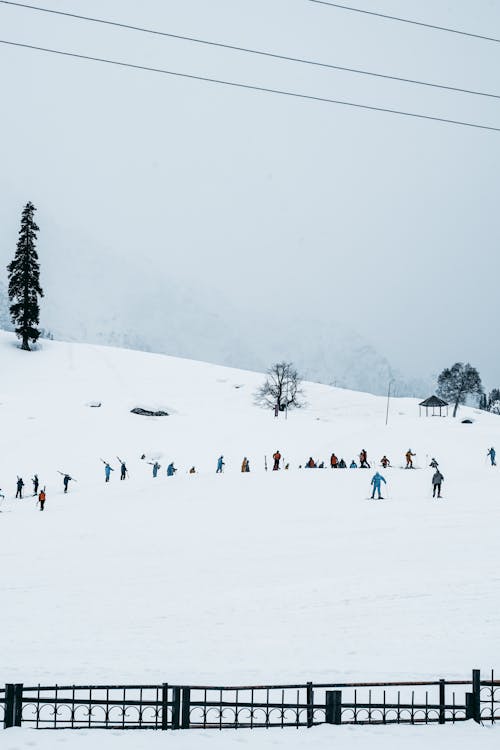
left=308, top=1, right=500, bottom=45
left=1, top=38, right=499, bottom=133
left=0, top=0, right=499, bottom=100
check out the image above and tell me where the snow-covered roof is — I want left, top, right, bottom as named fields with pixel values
left=419, top=395, right=448, bottom=407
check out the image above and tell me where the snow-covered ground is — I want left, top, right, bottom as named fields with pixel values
left=1, top=331, right=499, bottom=745
left=0, top=724, right=498, bottom=750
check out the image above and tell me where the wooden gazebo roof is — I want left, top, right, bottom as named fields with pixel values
left=419, top=396, right=448, bottom=408
left=419, top=395, right=448, bottom=416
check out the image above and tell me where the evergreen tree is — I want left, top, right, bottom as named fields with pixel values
left=437, top=362, right=482, bottom=418
left=488, top=388, right=500, bottom=410
left=7, top=202, right=44, bottom=350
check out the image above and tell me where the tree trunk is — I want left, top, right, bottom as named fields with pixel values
left=453, top=396, right=460, bottom=418
left=21, top=336, right=30, bottom=351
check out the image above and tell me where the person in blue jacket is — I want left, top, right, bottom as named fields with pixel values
left=167, top=462, right=176, bottom=477
left=350, top=460, right=357, bottom=468
left=370, top=471, right=386, bottom=499
left=152, top=461, right=160, bottom=478
left=216, top=455, right=225, bottom=473
left=104, top=463, right=113, bottom=482
left=487, top=447, right=496, bottom=466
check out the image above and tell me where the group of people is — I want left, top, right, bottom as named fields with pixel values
left=3, top=445, right=496, bottom=511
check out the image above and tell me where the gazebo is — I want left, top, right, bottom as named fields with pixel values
left=419, top=395, right=449, bottom=417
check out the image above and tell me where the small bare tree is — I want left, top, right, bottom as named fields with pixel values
left=255, top=361, right=304, bottom=411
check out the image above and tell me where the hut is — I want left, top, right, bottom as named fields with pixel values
left=419, top=395, right=449, bottom=417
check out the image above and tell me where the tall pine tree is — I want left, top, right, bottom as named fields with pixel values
left=7, top=202, right=44, bottom=351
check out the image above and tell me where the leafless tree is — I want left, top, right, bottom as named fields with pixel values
left=255, top=361, right=304, bottom=411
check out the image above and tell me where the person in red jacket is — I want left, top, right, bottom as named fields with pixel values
left=273, top=451, right=281, bottom=471
left=330, top=453, right=338, bottom=468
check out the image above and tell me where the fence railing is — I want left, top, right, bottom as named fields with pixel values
left=2, top=670, right=499, bottom=730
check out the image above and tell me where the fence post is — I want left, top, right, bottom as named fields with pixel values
left=181, top=687, right=191, bottom=729
left=171, top=687, right=181, bottom=730
left=161, top=683, right=169, bottom=730
left=466, top=693, right=474, bottom=720
left=4, top=684, right=14, bottom=728
left=325, top=690, right=342, bottom=725
left=306, top=682, right=314, bottom=728
left=4, top=684, right=23, bottom=728
left=439, top=680, right=445, bottom=724
left=472, top=669, right=481, bottom=724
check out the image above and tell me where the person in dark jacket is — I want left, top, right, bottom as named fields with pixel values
left=120, top=461, right=128, bottom=480
left=63, top=474, right=72, bottom=493
left=429, top=458, right=439, bottom=469
left=432, top=470, right=444, bottom=498
left=16, top=477, right=24, bottom=499
left=32, top=474, right=39, bottom=496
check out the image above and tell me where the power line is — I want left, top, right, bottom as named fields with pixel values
left=1, top=38, right=499, bottom=133
left=1, top=0, right=499, bottom=101
left=308, top=1, right=500, bottom=44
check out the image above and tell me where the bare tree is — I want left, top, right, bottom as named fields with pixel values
left=255, top=361, right=304, bottom=411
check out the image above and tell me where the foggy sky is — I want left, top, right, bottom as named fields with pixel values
left=1, top=0, right=499, bottom=389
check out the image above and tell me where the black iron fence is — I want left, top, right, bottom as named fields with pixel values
left=2, top=670, right=499, bottom=730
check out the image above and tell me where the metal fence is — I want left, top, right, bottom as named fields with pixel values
left=2, top=670, right=499, bottom=730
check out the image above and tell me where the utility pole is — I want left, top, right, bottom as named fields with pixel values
left=385, top=380, right=394, bottom=426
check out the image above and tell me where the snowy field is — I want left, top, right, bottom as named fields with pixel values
left=0, top=724, right=498, bottom=750
left=1, top=332, right=499, bottom=745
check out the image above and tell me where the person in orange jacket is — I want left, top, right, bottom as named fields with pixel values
left=330, top=453, right=338, bottom=468
left=405, top=450, right=416, bottom=468
left=273, top=451, right=281, bottom=471
left=38, top=488, right=46, bottom=511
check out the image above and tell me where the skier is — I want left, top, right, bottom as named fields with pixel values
left=32, top=474, right=39, bottom=496
left=38, top=487, right=46, bottom=511
left=487, top=447, right=496, bottom=466
left=272, top=450, right=281, bottom=471
left=120, top=461, right=128, bottom=480
left=216, top=455, right=225, bottom=473
left=104, top=463, right=113, bottom=482
left=167, top=462, right=177, bottom=477
left=241, top=457, right=248, bottom=473
left=318, top=461, right=325, bottom=469
left=380, top=456, right=390, bottom=469
left=432, top=469, right=444, bottom=498
left=429, top=457, right=439, bottom=469
left=330, top=453, right=338, bottom=469
left=152, top=461, right=160, bottom=478
left=359, top=450, right=370, bottom=468
left=306, top=457, right=317, bottom=468
left=405, top=450, right=416, bottom=468
left=63, top=474, right=72, bottom=493
left=350, top=460, right=357, bottom=468
left=189, top=466, right=196, bottom=474
left=338, top=458, right=347, bottom=468
left=370, top=471, right=386, bottom=499
left=16, top=477, right=24, bottom=499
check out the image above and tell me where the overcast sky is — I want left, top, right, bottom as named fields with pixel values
left=1, top=0, right=499, bottom=388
